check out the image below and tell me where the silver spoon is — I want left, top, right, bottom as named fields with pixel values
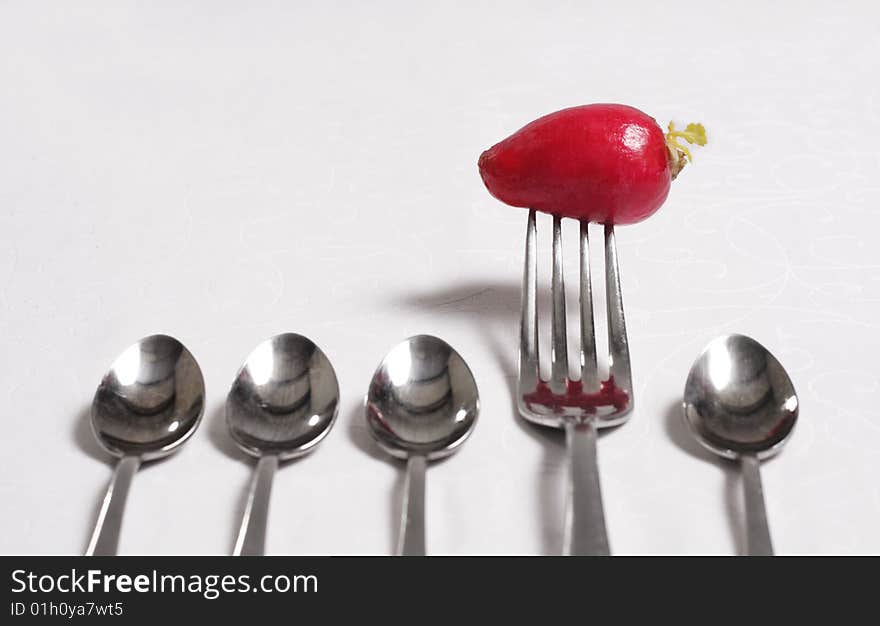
left=87, top=334, right=205, bottom=555
left=365, top=335, right=479, bottom=556
left=226, top=333, right=339, bottom=556
left=683, top=333, right=798, bottom=556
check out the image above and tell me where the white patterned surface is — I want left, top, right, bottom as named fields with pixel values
left=1, top=1, right=878, bottom=555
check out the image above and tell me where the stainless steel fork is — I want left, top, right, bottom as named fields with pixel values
left=517, top=209, right=634, bottom=556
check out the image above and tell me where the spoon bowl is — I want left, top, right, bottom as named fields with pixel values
left=92, top=334, right=205, bottom=461
left=366, top=334, right=479, bottom=461
left=227, top=333, right=339, bottom=460
left=684, top=333, right=798, bottom=460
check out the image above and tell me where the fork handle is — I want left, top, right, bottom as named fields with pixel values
left=564, top=422, right=610, bottom=556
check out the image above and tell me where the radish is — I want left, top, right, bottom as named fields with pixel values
left=478, top=103, right=706, bottom=225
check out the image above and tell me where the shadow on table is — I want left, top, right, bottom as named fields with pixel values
left=205, top=404, right=309, bottom=554
left=347, top=400, right=461, bottom=555
left=662, top=399, right=744, bottom=555
left=72, top=405, right=108, bottom=552
left=73, top=404, right=106, bottom=464
left=72, top=405, right=181, bottom=553
left=205, top=404, right=251, bottom=553
left=347, top=404, right=401, bottom=555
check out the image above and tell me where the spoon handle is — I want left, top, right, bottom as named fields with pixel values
left=741, top=454, right=774, bottom=556
left=398, top=455, right=426, bottom=556
left=563, top=421, right=610, bottom=556
left=85, top=455, right=141, bottom=556
left=233, top=455, right=279, bottom=556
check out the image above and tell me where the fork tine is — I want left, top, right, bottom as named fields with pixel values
left=579, top=220, right=599, bottom=391
left=604, top=224, right=633, bottom=395
left=550, top=215, right=569, bottom=390
left=519, top=209, right=539, bottom=389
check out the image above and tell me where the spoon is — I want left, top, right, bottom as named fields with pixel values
left=683, top=333, right=798, bottom=556
left=365, top=335, right=479, bottom=556
left=226, top=333, right=339, bottom=555
left=87, top=334, right=205, bottom=555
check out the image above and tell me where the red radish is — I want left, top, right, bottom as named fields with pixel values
left=478, top=103, right=705, bottom=225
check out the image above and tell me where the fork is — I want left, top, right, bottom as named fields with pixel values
left=517, top=209, right=634, bottom=556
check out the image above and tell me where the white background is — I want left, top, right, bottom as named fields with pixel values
left=1, top=1, right=878, bottom=555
